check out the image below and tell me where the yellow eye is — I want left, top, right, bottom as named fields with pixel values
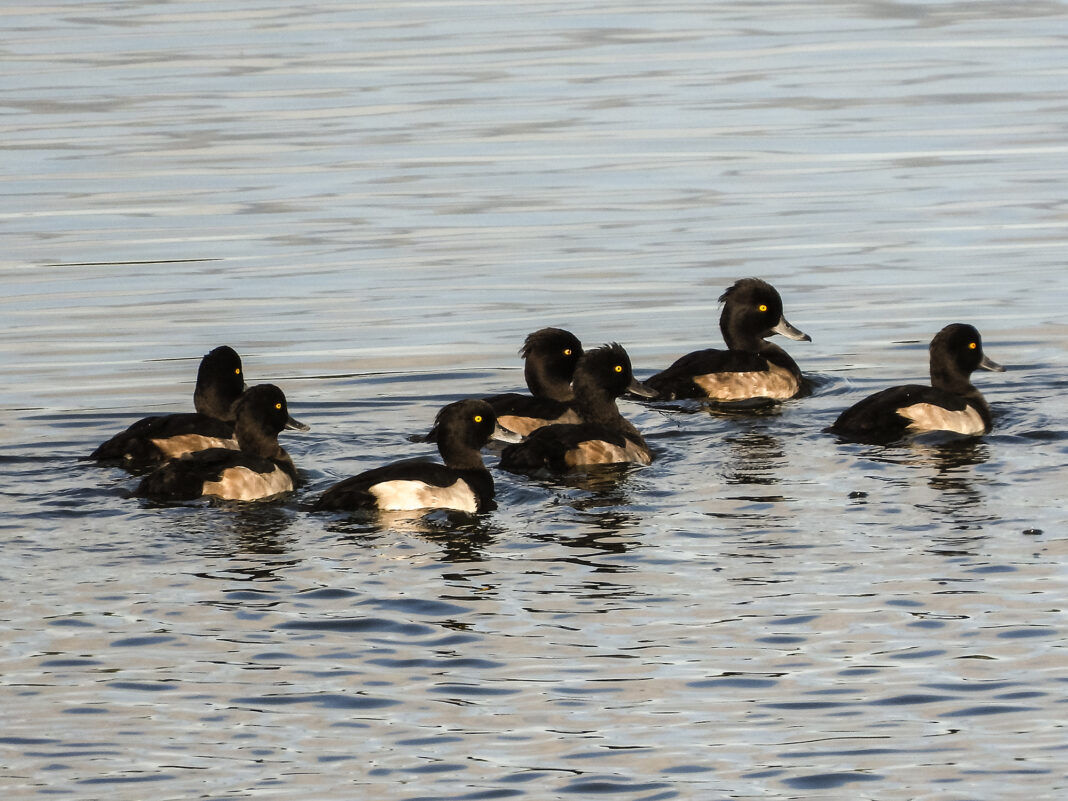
left=474, top=415, right=483, bottom=423
left=274, top=403, right=282, bottom=410
left=614, top=365, right=623, bottom=373
left=968, top=342, right=977, bottom=350
left=235, top=368, right=241, bottom=375
left=563, top=348, right=572, bottom=357
left=758, top=304, right=768, bottom=312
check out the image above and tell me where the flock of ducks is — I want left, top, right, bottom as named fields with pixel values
left=90, top=278, right=1005, bottom=513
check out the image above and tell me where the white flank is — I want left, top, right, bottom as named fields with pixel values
left=370, top=479, right=478, bottom=513
left=202, top=466, right=294, bottom=501
left=497, top=408, right=581, bottom=436
left=152, top=434, right=238, bottom=459
left=694, top=362, right=797, bottom=401
left=565, top=438, right=652, bottom=467
left=901, top=403, right=986, bottom=436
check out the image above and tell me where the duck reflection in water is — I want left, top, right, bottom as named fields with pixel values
left=151, top=502, right=296, bottom=562
left=524, top=463, right=645, bottom=560
left=326, top=509, right=501, bottom=563
left=863, top=438, right=994, bottom=534
left=189, top=505, right=300, bottom=581
left=723, top=431, right=786, bottom=488
left=225, top=504, right=296, bottom=554
left=546, top=461, right=642, bottom=496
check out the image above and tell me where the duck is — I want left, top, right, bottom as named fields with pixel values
left=483, top=327, right=585, bottom=436
left=499, top=342, right=655, bottom=473
left=644, top=278, right=811, bottom=402
left=829, top=323, right=1005, bottom=444
left=134, top=384, right=308, bottom=502
left=313, top=399, right=514, bottom=514
left=91, top=345, right=246, bottom=469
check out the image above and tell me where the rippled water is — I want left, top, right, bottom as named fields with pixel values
left=2, top=2, right=1067, bottom=799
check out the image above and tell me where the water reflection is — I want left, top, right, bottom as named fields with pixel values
left=131, top=502, right=302, bottom=581
left=223, top=505, right=297, bottom=555
left=704, top=398, right=788, bottom=417
left=323, top=509, right=501, bottom=562
left=723, top=431, right=785, bottom=486
left=139, top=500, right=297, bottom=557
left=520, top=464, right=646, bottom=559
left=563, top=467, right=638, bottom=512
left=864, top=439, right=996, bottom=540
left=644, top=398, right=786, bottom=419
left=411, top=513, right=500, bottom=563
left=521, top=462, right=644, bottom=499
left=541, top=527, right=641, bottom=565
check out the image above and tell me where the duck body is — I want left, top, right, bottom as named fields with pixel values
left=314, top=399, right=506, bottom=514
left=830, top=323, right=1004, bottom=444
left=500, top=343, right=654, bottom=473
left=135, top=448, right=298, bottom=502
left=91, top=413, right=238, bottom=467
left=314, top=459, right=494, bottom=514
left=135, top=384, right=306, bottom=502
left=500, top=422, right=651, bottom=472
left=91, top=345, right=245, bottom=469
left=645, top=278, right=810, bottom=402
left=646, top=346, right=803, bottom=402
left=484, top=327, right=584, bottom=436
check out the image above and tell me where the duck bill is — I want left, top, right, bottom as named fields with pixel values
left=772, top=316, right=811, bottom=342
left=627, top=376, right=658, bottom=398
left=285, top=415, right=310, bottom=432
left=491, top=422, right=524, bottom=444
left=979, top=354, right=1006, bottom=373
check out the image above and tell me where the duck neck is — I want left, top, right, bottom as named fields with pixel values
left=526, top=360, right=573, bottom=402
left=722, top=328, right=764, bottom=352
left=437, top=437, right=487, bottom=472
left=930, top=363, right=975, bottom=397
left=234, top=418, right=282, bottom=461
left=571, top=380, right=622, bottom=427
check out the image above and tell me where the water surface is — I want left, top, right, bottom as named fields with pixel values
left=2, top=2, right=1066, bottom=799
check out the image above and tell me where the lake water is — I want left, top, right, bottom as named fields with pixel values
left=2, top=1, right=1066, bottom=798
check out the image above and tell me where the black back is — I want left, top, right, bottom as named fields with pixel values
left=500, top=422, right=632, bottom=473
left=90, top=413, right=236, bottom=466
left=829, top=384, right=969, bottom=443
left=483, top=392, right=573, bottom=422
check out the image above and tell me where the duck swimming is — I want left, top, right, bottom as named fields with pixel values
left=314, top=399, right=514, bottom=514
left=829, top=323, right=1004, bottom=444
left=644, top=278, right=811, bottom=402
left=483, top=327, right=584, bottom=436
left=134, top=384, right=307, bottom=502
left=500, top=343, right=655, bottom=473
left=91, top=345, right=245, bottom=469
